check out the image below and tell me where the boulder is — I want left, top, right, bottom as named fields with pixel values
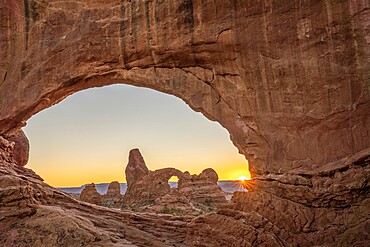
left=7, top=130, right=29, bottom=167
left=104, top=181, right=122, bottom=203
left=80, top=183, right=102, bottom=205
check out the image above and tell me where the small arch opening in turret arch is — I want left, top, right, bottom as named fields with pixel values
left=169, top=176, right=179, bottom=188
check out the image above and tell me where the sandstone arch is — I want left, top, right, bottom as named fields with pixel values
left=1, top=0, right=369, bottom=176
left=123, top=149, right=227, bottom=213
left=1, top=0, right=369, bottom=246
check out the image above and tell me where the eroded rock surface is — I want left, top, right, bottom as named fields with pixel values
left=80, top=183, right=103, bottom=205
left=124, top=149, right=227, bottom=214
left=6, top=130, right=29, bottom=167
left=188, top=151, right=370, bottom=246
left=178, top=169, right=228, bottom=207
left=0, top=0, right=369, bottom=246
left=0, top=0, right=368, bottom=175
left=0, top=139, right=192, bottom=246
left=125, top=149, right=149, bottom=185
left=186, top=208, right=291, bottom=247
left=105, top=181, right=122, bottom=202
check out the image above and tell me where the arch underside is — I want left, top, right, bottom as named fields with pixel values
left=0, top=0, right=369, bottom=246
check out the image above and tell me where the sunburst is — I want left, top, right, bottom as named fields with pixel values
left=237, top=176, right=255, bottom=191
left=237, top=175, right=251, bottom=181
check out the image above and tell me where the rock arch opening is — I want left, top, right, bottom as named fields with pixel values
left=23, top=84, right=251, bottom=188
left=169, top=176, right=179, bottom=188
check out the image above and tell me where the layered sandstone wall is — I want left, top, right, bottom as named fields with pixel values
left=0, top=0, right=368, bottom=174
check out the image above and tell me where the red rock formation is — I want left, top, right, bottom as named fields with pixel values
left=187, top=150, right=370, bottom=246
left=80, top=183, right=103, bottom=205
left=1, top=0, right=368, bottom=176
left=124, top=149, right=183, bottom=205
left=125, top=148, right=149, bottom=185
left=0, top=0, right=369, bottom=246
left=0, top=144, right=192, bottom=246
left=104, top=181, right=122, bottom=203
left=124, top=167, right=182, bottom=205
left=178, top=169, right=228, bottom=206
left=7, top=130, right=29, bottom=167
left=198, top=168, right=218, bottom=184
left=186, top=208, right=291, bottom=247
left=124, top=149, right=227, bottom=213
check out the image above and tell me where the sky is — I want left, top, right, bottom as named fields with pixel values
left=23, top=84, right=250, bottom=187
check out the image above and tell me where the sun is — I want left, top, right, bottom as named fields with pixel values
left=236, top=175, right=254, bottom=191
left=237, top=175, right=251, bottom=181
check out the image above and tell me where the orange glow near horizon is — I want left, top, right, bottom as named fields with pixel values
left=237, top=175, right=251, bottom=181
left=26, top=151, right=251, bottom=187
left=24, top=85, right=252, bottom=187
left=237, top=176, right=255, bottom=191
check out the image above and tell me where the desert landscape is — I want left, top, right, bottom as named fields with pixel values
left=76, top=149, right=237, bottom=215
left=0, top=0, right=369, bottom=246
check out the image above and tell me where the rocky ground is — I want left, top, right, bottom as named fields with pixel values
left=1, top=131, right=369, bottom=246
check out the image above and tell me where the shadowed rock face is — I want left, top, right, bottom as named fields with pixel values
left=105, top=181, right=122, bottom=202
left=7, top=129, right=29, bottom=167
left=81, top=181, right=122, bottom=206
left=177, top=169, right=227, bottom=206
left=0, top=0, right=369, bottom=246
left=125, top=148, right=150, bottom=185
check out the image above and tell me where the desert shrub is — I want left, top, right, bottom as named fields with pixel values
left=205, top=198, right=213, bottom=207
left=160, top=204, right=177, bottom=215
left=102, top=199, right=115, bottom=208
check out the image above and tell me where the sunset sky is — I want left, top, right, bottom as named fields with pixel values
left=23, top=84, right=250, bottom=187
